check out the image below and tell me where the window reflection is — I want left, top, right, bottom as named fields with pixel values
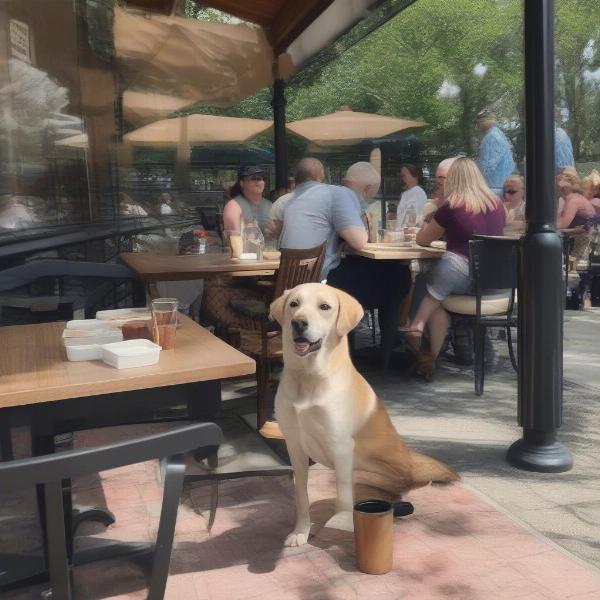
left=0, top=0, right=275, bottom=237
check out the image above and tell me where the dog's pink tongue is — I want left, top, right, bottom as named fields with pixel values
left=294, top=339, right=310, bottom=354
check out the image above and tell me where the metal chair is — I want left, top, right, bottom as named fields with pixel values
left=0, top=422, right=222, bottom=600
left=442, top=236, right=518, bottom=396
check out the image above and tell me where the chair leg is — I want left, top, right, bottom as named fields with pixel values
left=256, top=358, right=269, bottom=430
left=207, top=480, right=219, bottom=534
left=474, top=324, right=485, bottom=396
left=148, top=455, right=186, bottom=600
left=370, top=309, right=377, bottom=346
left=0, top=415, right=13, bottom=461
left=506, top=325, right=518, bottom=372
left=44, top=481, right=72, bottom=600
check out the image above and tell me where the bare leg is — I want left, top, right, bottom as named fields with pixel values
left=409, top=293, right=442, bottom=335
left=428, top=306, right=449, bottom=358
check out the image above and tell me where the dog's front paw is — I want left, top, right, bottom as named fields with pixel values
left=284, top=528, right=310, bottom=547
left=324, top=510, right=354, bottom=532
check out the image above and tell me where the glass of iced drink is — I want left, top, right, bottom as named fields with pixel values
left=151, top=298, right=179, bottom=350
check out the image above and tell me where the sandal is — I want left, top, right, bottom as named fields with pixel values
left=415, top=351, right=436, bottom=382
left=404, top=329, right=423, bottom=355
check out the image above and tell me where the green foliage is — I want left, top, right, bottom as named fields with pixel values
left=183, top=0, right=600, bottom=161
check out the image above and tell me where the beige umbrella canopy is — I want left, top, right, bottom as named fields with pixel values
left=124, top=113, right=273, bottom=189
left=114, top=7, right=280, bottom=106
left=122, top=91, right=196, bottom=127
left=123, top=114, right=273, bottom=146
left=286, top=106, right=427, bottom=146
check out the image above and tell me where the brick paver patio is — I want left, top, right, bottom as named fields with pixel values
left=2, top=421, right=600, bottom=600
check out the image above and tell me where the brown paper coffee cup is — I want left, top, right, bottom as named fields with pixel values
left=353, top=499, right=393, bottom=575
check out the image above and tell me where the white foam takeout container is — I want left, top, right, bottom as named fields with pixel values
left=95, top=308, right=151, bottom=326
left=101, top=339, right=161, bottom=369
left=62, top=327, right=123, bottom=348
left=65, top=319, right=120, bottom=330
left=63, top=320, right=123, bottom=361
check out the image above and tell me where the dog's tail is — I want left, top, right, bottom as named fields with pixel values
left=410, top=450, right=460, bottom=488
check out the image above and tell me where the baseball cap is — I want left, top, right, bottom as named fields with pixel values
left=238, top=165, right=266, bottom=178
left=476, top=109, right=495, bottom=122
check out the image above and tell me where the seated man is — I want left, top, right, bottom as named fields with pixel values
left=264, top=158, right=326, bottom=240
left=279, top=159, right=368, bottom=281
left=326, top=163, right=412, bottom=366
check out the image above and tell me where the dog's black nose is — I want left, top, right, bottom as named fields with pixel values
left=292, top=319, right=308, bottom=335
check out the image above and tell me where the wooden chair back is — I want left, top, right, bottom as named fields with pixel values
left=273, top=243, right=326, bottom=300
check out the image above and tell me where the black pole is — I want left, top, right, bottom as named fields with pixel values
left=507, top=0, right=572, bottom=472
left=272, top=79, right=289, bottom=192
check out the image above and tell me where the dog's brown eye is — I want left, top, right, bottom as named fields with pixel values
left=320, top=303, right=331, bottom=311
left=290, top=300, right=299, bottom=308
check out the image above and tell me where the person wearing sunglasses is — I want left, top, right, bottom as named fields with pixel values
left=223, top=165, right=272, bottom=234
left=502, top=174, right=525, bottom=228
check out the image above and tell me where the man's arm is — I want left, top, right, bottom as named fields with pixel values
left=263, top=219, right=283, bottom=240
left=222, top=199, right=242, bottom=232
left=339, top=226, right=368, bottom=250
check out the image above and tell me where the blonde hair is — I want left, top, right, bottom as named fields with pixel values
left=444, top=157, right=500, bottom=214
left=557, top=170, right=584, bottom=195
left=504, top=174, right=524, bottom=188
left=582, top=169, right=600, bottom=198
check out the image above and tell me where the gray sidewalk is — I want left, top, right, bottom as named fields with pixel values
left=365, top=308, right=600, bottom=572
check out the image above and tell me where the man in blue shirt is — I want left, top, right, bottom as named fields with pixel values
left=476, top=110, right=516, bottom=197
left=555, top=125, right=575, bottom=170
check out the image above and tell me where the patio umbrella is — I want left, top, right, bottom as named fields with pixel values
left=123, top=114, right=273, bottom=147
left=114, top=7, right=281, bottom=106
left=286, top=106, right=426, bottom=147
left=124, top=114, right=273, bottom=188
left=122, top=91, right=196, bottom=127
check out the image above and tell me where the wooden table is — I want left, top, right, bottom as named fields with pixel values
left=120, top=252, right=279, bottom=282
left=351, top=242, right=445, bottom=261
left=0, top=315, right=255, bottom=590
left=0, top=315, right=254, bottom=410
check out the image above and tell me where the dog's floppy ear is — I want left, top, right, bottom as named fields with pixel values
left=270, top=288, right=292, bottom=325
left=334, top=288, right=364, bottom=337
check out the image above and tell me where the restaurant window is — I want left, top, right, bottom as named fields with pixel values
left=0, top=0, right=275, bottom=237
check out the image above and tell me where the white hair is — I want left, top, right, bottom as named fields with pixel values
left=344, top=162, right=381, bottom=189
left=437, top=156, right=461, bottom=175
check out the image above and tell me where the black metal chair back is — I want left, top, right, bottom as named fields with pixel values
left=470, top=235, right=519, bottom=318
left=0, top=422, right=222, bottom=600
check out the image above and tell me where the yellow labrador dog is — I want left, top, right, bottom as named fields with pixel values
left=270, top=283, right=459, bottom=547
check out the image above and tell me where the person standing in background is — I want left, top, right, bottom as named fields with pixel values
left=397, top=164, right=427, bottom=224
left=476, top=110, right=516, bottom=198
left=555, top=124, right=575, bottom=171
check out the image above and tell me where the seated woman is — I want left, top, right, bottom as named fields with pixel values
left=502, top=174, right=525, bottom=228
left=582, top=170, right=600, bottom=214
left=405, top=157, right=506, bottom=380
left=556, top=170, right=595, bottom=229
left=222, top=165, right=271, bottom=234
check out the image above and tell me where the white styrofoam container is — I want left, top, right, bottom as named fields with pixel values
left=62, top=328, right=123, bottom=347
left=96, top=308, right=151, bottom=322
left=101, top=339, right=161, bottom=369
left=65, top=344, right=103, bottom=361
left=65, top=319, right=119, bottom=330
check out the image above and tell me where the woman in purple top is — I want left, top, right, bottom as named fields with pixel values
left=405, top=157, right=506, bottom=380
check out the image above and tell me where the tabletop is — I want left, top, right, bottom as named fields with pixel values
left=0, top=314, right=255, bottom=409
left=120, top=252, right=279, bottom=282
left=351, top=242, right=445, bottom=261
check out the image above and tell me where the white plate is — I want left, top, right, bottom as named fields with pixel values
left=101, top=339, right=161, bottom=369
left=234, top=253, right=258, bottom=261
